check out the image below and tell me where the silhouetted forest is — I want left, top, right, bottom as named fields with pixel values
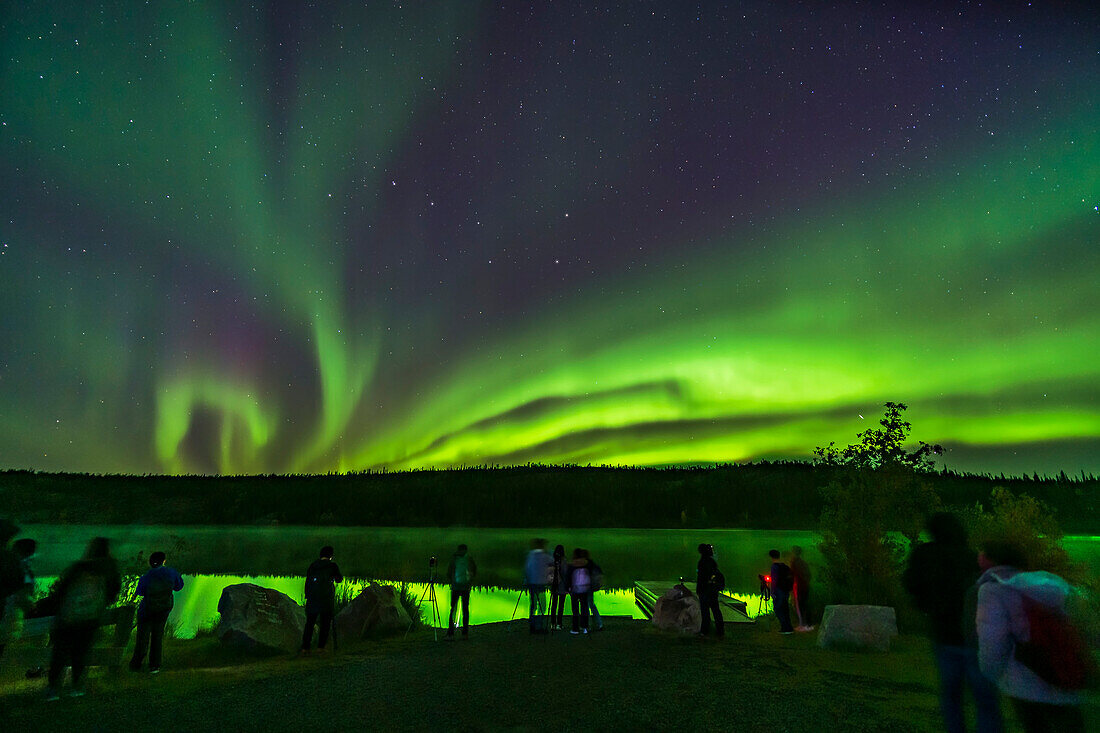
left=1, top=463, right=1096, bottom=531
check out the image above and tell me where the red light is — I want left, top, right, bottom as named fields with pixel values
left=764, top=575, right=771, bottom=583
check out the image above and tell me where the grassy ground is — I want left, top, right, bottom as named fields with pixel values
left=3, top=619, right=1093, bottom=732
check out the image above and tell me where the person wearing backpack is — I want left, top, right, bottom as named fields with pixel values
left=129, top=551, right=184, bottom=673
left=301, top=545, right=343, bottom=653
left=903, top=513, right=1003, bottom=733
left=568, top=548, right=593, bottom=635
left=696, top=543, right=724, bottom=639
left=976, top=540, right=1086, bottom=733
left=768, top=549, right=795, bottom=634
left=549, top=545, right=568, bottom=631
left=46, top=537, right=121, bottom=700
left=446, top=544, right=477, bottom=639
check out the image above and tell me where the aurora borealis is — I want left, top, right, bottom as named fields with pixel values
left=2, top=2, right=1098, bottom=476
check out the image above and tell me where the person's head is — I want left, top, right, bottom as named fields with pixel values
left=979, top=540, right=1028, bottom=572
left=456, top=544, right=467, bottom=556
left=0, top=518, right=19, bottom=545
left=792, top=545, right=803, bottom=557
left=572, top=547, right=588, bottom=560
left=926, top=512, right=967, bottom=545
left=319, top=545, right=334, bottom=559
left=768, top=549, right=780, bottom=560
left=553, top=544, right=565, bottom=559
left=149, top=551, right=166, bottom=567
left=532, top=538, right=547, bottom=551
left=84, top=536, right=111, bottom=560
left=698, top=543, right=713, bottom=557
left=13, top=538, right=36, bottom=559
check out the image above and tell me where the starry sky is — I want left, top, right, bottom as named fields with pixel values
left=2, top=1, right=1098, bottom=477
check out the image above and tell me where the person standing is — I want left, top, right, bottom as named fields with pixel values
left=903, top=513, right=1003, bottom=733
left=696, top=544, right=724, bottom=639
left=129, top=551, right=184, bottom=673
left=46, top=537, right=121, bottom=700
left=446, top=544, right=477, bottom=639
left=301, top=545, right=343, bottom=653
left=568, top=548, right=593, bottom=635
left=976, top=541, right=1085, bottom=733
left=586, top=553, right=605, bottom=632
left=790, top=545, right=814, bottom=631
left=549, top=545, right=568, bottom=631
left=768, top=549, right=794, bottom=634
left=524, top=539, right=552, bottom=633
left=0, top=520, right=26, bottom=661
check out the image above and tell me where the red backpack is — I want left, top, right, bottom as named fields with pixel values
left=996, top=571, right=1097, bottom=691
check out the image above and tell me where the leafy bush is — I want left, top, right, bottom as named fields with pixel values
left=815, top=402, right=942, bottom=605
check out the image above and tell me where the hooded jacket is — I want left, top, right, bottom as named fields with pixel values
left=975, top=565, right=1081, bottom=705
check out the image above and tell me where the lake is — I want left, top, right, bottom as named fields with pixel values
left=17, top=525, right=1099, bottom=637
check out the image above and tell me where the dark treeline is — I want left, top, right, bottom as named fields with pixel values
left=1, top=463, right=1096, bottom=531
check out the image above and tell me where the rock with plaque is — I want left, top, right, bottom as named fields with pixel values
left=217, top=583, right=305, bottom=653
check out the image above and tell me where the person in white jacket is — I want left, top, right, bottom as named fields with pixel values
left=975, top=541, right=1084, bottom=733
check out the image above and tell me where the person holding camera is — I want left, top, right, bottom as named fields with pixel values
left=768, top=549, right=795, bottom=634
left=301, top=546, right=343, bottom=653
left=696, top=544, right=724, bottom=639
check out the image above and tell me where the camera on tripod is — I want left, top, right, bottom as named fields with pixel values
left=429, top=556, right=437, bottom=568
left=757, top=574, right=772, bottom=601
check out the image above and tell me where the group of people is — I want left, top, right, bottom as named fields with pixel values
left=0, top=523, right=185, bottom=701
left=904, top=512, right=1086, bottom=733
left=693, top=543, right=814, bottom=639
left=521, top=540, right=604, bottom=635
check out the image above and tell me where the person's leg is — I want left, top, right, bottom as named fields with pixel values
left=69, top=626, right=97, bottom=693
left=460, top=587, right=470, bottom=636
left=148, top=610, right=170, bottom=670
left=48, top=628, right=72, bottom=693
left=700, top=592, right=712, bottom=635
left=447, top=586, right=458, bottom=635
left=713, top=596, right=724, bottom=637
left=302, top=610, right=318, bottom=650
left=130, top=615, right=151, bottom=670
left=774, top=592, right=793, bottom=632
left=579, top=592, right=590, bottom=631
left=317, top=609, right=332, bottom=649
left=554, top=593, right=565, bottom=627
left=962, top=647, right=1003, bottom=733
left=570, top=594, right=581, bottom=632
left=589, top=592, right=602, bottom=630
left=932, top=644, right=967, bottom=733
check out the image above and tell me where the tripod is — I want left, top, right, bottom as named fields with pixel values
left=407, top=562, right=442, bottom=640
left=756, top=586, right=773, bottom=624
left=512, top=584, right=548, bottom=633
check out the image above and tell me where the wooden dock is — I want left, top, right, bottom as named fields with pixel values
left=633, top=580, right=754, bottom=624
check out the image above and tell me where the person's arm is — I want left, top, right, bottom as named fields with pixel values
left=135, top=571, right=149, bottom=597
left=333, top=563, right=343, bottom=585
left=976, top=584, right=1013, bottom=682
left=172, top=568, right=184, bottom=592
left=469, top=558, right=478, bottom=581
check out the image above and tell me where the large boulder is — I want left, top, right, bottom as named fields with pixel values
left=651, top=584, right=701, bottom=634
left=334, top=582, right=412, bottom=639
left=817, top=604, right=898, bottom=652
left=217, top=583, right=305, bottom=653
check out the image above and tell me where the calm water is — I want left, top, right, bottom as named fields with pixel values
left=19, top=525, right=1098, bottom=638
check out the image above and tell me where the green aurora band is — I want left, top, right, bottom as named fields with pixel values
left=1, top=2, right=1098, bottom=476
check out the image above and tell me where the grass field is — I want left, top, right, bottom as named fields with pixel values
left=1, top=619, right=1095, bottom=732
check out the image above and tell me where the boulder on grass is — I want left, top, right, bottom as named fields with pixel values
left=334, top=582, right=412, bottom=639
left=217, top=583, right=305, bottom=653
left=817, top=604, right=898, bottom=652
left=651, top=584, right=701, bottom=634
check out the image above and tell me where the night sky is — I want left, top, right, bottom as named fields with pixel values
left=2, top=2, right=1098, bottom=476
